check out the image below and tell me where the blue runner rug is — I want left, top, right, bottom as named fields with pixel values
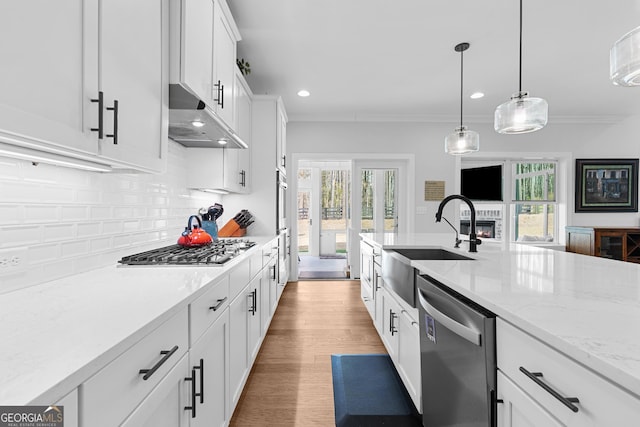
left=331, top=354, right=422, bottom=427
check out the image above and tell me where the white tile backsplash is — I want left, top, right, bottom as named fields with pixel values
left=0, top=141, right=222, bottom=294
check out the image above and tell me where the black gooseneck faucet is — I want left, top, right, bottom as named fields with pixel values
left=435, top=194, right=481, bottom=252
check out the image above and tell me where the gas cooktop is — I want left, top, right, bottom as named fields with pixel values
left=118, top=239, right=256, bottom=266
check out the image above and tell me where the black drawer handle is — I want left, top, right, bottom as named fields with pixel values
left=519, top=366, right=579, bottom=413
left=209, top=296, right=228, bottom=311
left=139, top=345, right=179, bottom=380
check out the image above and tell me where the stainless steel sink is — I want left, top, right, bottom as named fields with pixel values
left=391, top=248, right=474, bottom=261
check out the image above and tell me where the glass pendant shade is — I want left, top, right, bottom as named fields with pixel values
left=445, top=126, right=479, bottom=155
left=494, top=91, right=548, bottom=134
left=610, top=26, right=640, bottom=86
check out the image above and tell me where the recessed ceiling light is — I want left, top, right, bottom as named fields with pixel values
left=191, top=120, right=205, bottom=127
left=470, top=92, right=485, bottom=99
left=297, top=90, right=310, bottom=97
left=217, top=138, right=228, bottom=145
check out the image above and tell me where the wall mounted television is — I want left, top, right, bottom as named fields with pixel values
left=460, top=165, right=503, bottom=201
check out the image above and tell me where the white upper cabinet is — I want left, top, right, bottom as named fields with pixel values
left=276, top=99, right=288, bottom=176
left=173, top=0, right=241, bottom=131
left=0, top=0, right=168, bottom=173
left=179, top=0, right=215, bottom=107
left=212, top=0, right=237, bottom=128
left=0, top=0, right=98, bottom=156
left=99, top=0, right=168, bottom=173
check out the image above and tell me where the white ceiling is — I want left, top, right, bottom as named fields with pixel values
left=228, top=0, right=640, bottom=124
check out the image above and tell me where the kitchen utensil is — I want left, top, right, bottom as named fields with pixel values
left=177, top=215, right=213, bottom=247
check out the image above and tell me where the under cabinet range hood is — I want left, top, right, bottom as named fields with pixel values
left=168, top=84, right=248, bottom=149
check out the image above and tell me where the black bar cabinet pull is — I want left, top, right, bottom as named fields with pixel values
left=248, top=290, right=256, bottom=315
left=106, top=99, right=119, bottom=145
left=389, top=310, right=398, bottom=336
left=195, top=358, right=204, bottom=404
left=184, top=368, right=197, bottom=418
left=90, top=91, right=104, bottom=139
left=253, top=289, right=257, bottom=314
left=214, top=80, right=222, bottom=106
left=271, top=265, right=277, bottom=280
left=139, top=345, right=179, bottom=380
left=209, top=296, right=228, bottom=311
left=519, top=366, right=580, bottom=413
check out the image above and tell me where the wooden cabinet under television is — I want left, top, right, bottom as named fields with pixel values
left=565, top=226, right=640, bottom=263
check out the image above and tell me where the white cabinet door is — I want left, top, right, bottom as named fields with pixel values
left=99, top=0, right=167, bottom=172
left=275, top=99, right=287, bottom=175
left=234, top=69, right=252, bottom=193
left=261, top=264, right=271, bottom=336
left=121, top=354, right=190, bottom=427
left=181, top=0, right=215, bottom=107
left=497, top=370, right=562, bottom=427
left=379, top=289, right=399, bottom=360
left=56, top=389, right=78, bottom=427
left=0, top=0, right=97, bottom=156
left=212, top=0, right=236, bottom=129
left=247, top=274, right=262, bottom=364
left=190, top=309, right=229, bottom=427
left=397, top=308, right=421, bottom=413
left=229, top=283, right=250, bottom=409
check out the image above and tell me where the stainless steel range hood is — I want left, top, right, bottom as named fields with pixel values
left=168, top=84, right=248, bottom=149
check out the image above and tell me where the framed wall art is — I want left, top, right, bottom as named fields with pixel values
left=575, top=158, right=638, bottom=212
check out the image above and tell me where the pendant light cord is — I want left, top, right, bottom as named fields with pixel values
left=460, top=47, right=464, bottom=128
left=518, top=0, right=523, bottom=93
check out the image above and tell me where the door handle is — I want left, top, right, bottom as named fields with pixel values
left=519, top=367, right=580, bottom=412
left=418, top=289, right=481, bottom=346
left=90, top=91, right=104, bottom=139
left=106, top=99, right=119, bottom=145
left=139, top=345, right=179, bottom=380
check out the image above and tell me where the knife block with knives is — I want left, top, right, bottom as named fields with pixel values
left=218, top=209, right=254, bottom=237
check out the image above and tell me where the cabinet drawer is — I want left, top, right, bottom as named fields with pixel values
left=249, top=251, right=263, bottom=279
left=497, top=319, right=640, bottom=425
left=190, top=275, right=230, bottom=345
left=229, top=258, right=250, bottom=299
left=81, top=307, right=188, bottom=427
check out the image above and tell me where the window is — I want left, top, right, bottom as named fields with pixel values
left=460, top=159, right=559, bottom=243
left=512, top=162, right=556, bottom=242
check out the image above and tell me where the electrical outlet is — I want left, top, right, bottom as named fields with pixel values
left=0, top=247, right=28, bottom=275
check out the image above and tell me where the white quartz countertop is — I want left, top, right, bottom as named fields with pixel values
left=0, top=236, right=276, bottom=406
left=361, top=233, right=640, bottom=399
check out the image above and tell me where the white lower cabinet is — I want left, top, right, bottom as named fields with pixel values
left=229, top=282, right=250, bottom=410
left=81, top=307, right=189, bottom=427
left=396, top=307, right=421, bottom=413
left=497, top=370, right=561, bottom=427
left=375, top=286, right=422, bottom=412
left=189, top=309, right=230, bottom=427
left=121, top=353, right=190, bottom=427
left=497, top=318, right=640, bottom=426
left=247, top=274, right=262, bottom=364
left=56, top=389, right=78, bottom=427
left=379, top=288, right=400, bottom=360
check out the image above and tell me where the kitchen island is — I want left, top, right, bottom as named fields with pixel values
left=361, top=232, right=640, bottom=424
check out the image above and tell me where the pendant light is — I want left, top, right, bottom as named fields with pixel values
left=610, top=26, right=640, bottom=86
left=445, top=42, right=479, bottom=155
left=494, top=0, right=548, bottom=134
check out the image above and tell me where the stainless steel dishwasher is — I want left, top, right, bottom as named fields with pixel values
left=416, top=274, right=497, bottom=427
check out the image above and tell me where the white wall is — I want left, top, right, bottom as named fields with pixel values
left=0, top=141, right=222, bottom=294
left=288, top=116, right=640, bottom=234
left=288, top=121, right=458, bottom=233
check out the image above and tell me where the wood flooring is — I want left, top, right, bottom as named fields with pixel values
left=229, top=280, right=386, bottom=427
